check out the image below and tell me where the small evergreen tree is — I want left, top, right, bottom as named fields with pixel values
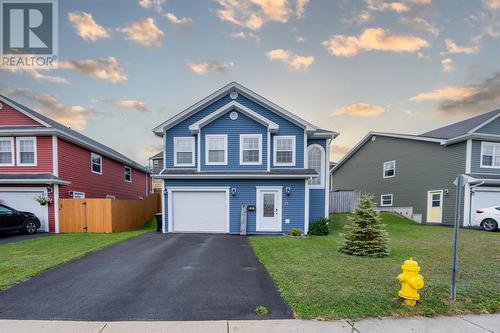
left=339, top=194, right=390, bottom=257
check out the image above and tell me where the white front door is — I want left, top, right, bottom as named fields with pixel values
left=257, top=188, right=282, bottom=232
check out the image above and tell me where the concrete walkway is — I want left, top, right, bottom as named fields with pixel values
left=0, top=314, right=498, bottom=333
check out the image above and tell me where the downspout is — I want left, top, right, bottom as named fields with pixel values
left=468, top=181, right=485, bottom=227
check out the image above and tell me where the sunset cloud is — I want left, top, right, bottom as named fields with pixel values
left=266, top=49, right=314, bottom=71
left=400, top=17, right=439, bottom=36
left=295, top=0, right=310, bottom=18
left=231, top=31, right=261, bottom=44
left=483, top=0, right=500, bottom=10
left=165, top=12, right=193, bottom=28
left=1, top=68, right=70, bottom=84
left=59, top=57, right=127, bottom=84
left=119, top=18, right=164, bottom=48
left=365, top=0, right=410, bottom=12
left=441, top=58, right=453, bottom=72
left=68, top=12, right=110, bottom=42
left=138, top=0, right=164, bottom=12
left=112, top=99, right=148, bottom=112
left=444, top=38, right=480, bottom=54
left=322, top=28, right=429, bottom=57
left=333, top=103, right=385, bottom=116
left=409, top=86, right=478, bottom=102
left=186, top=61, right=234, bottom=74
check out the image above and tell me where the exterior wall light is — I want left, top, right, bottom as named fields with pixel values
left=231, top=188, right=237, bottom=196
left=285, top=187, right=291, bottom=196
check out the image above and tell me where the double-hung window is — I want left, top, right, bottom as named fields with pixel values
left=0, top=137, right=14, bottom=166
left=383, top=160, right=395, bottom=178
left=174, top=137, right=195, bottom=166
left=240, top=134, right=262, bottom=165
left=206, top=135, right=227, bottom=165
left=274, top=136, right=295, bottom=166
left=381, top=194, right=393, bottom=207
left=481, top=142, right=500, bottom=168
left=124, top=166, right=132, bottom=182
left=91, top=152, right=102, bottom=174
left=16, top=137, right=37, bottom=166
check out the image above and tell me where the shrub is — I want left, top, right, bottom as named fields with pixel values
left=308, top=217, right=330, bottom=235
left=255, top=305, right=268, bottom=316
left=288, top=228, right=303, bottom=236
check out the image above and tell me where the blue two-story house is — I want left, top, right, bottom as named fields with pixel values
left=153, top=82, right=338, bottom=234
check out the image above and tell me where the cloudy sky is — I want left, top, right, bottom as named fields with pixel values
left=1, top=0, right=500, bottom=164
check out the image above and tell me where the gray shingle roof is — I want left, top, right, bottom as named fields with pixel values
left=160, top=169, right=317, bottom=176
left=0, top=95, right=148, bottom=172
left=150, top=152, right=163, bottom=160
left=0, top=173, right=69, bottom=184
left=467, top=173, right=500, bottom=180
left=422, top=109, right=500, bottom=139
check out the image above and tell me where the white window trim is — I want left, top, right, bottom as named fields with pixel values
left=307, top=144, right=325, bottom=189
left=380, top=194, right=393, bottom=207
left=273, top=135, right=296, bottom=167
left=173, top=137, right=195, bottom=167
left=383, top=160, right=396, bottom=178
left=124, top=166, right=132, bottom=182
left=16, top=137, right=37, bottom=167
left=480, top=141, right=500, bottom=169
left=91, top=152, right=102, bottom=175
left=0, top=137, right=15, bottom=166
left=205, top=134, right=228, bottom=166
left=239, top=134, right=262, bottom=165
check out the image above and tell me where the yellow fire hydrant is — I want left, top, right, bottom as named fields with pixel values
left=397, top=257, right=424, bottom=306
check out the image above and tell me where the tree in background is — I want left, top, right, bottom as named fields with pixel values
left=339, top=194, right=390, bottom=257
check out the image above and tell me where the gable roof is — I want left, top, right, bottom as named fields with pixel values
left=0, top=95, right=149, bottom=173
left=150, top=152, right=163, bottom=160
left=153, top=82, right=338, bottom=138
left=422, top=109, right=500, bottom=139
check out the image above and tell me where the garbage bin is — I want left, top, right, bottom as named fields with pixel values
left=155, top=213, right=162, bottom=232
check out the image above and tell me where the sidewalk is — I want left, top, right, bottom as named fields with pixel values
left=0, top=314, right=498, bottom=333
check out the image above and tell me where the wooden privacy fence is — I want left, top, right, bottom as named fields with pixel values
left=330, top=190, right=360, bottom=213
left=59, top=194, right=160, bottom=233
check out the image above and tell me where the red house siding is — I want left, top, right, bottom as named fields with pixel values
left=0, top=103, right=42, bottom=126
left=0, top=136, right=53, bottom=173
left=57, top=138, right=148, bottom=200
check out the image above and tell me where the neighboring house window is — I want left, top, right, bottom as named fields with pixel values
left=381, top=194, right=393, bottom=207
left=240, top=134, right=262, bottom=165
left=274, top=136, right=296, bottom=166
left=124, top=166, right=132, bottom=182
left=16, top=137, right=37, bottom=166
left=153, top=160, right=160, bottom=167
left=383, top=160, right=395, bottom=178
left=174, top=137, right=195, bottom=166
left=308, top=144, right=325, bottom=188
left=480, top=142, right=500, bottom=168
left=206, top=134, right=227, bottom=165
left=91, top=152, right=102, bottom=174
left=106, top=194, right=116, bottom=199
left=0, top=137, right=14, bottom=166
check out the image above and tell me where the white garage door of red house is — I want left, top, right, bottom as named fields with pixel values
left=0, top=189, right=49, bottom=232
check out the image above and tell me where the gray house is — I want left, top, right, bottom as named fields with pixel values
left=331, top=109, right=500, bottom=227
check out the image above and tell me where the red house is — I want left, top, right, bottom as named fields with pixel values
left=0, top=95, right=151, bottom=233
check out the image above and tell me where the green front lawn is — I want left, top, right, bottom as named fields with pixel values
left=0, top=219, right=155, bottom=290
left=250, top=213, right=500, bottom=319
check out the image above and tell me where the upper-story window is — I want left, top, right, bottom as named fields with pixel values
left=481, top=142, right=500, bottom=168
left=308, top=144, right=325, bottom=188
left=0, top=137, right=14, bottom=166
left=174, top=137, right=195, bottom=167
left=153, top=160, right=160, bottom=167
left=124, top=166, right=132, bottom=182
left=91, top=152, right=102, bottom=174
left=206, top=134, right=227, bottom=165
left=240, top=134, right=262, bottom=165
left=16, top=137, right=37, bottom=166
left=274, top=136, right=295, bottom=166
left=383, top=160, right=395, bottom=178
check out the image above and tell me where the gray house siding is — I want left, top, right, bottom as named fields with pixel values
left=471, top=140, right=500, bottom=175
left=475, top=116, right=500, bottom=135
left=332, top=136, right=466, bottom=225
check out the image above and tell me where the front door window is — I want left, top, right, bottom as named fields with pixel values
left=263, top=193, right=275, bottom=217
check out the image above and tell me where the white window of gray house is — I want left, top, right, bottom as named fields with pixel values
left=124, top=166, right=132, bottom=182
left=481, top=142, right=500, bottom=168
left=308, top=144, right=325, bottom=187
left=0, top=137, right=14, bottom=166
left=206, top=134, right=227, bottom=165
left=174, top=137, right=195, bottom=166
left=91, top=152, right=102, bottom=174
left=274, top=136, right=296, bottom=166
left=16, top=137, right=37, bottom=166
left=153, top=160, right=159, bottom=167
left=240, top=134, right=262, bottom=165
left=381, top=194, right=393, bottom=207
left=383, top=160, right=395, bottom=178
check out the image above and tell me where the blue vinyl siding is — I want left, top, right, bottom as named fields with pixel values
left=471, top=140, right=500, bottom=174
left=307, top=139, right=327, bottom=223
left=164, top=179, right=305, bottom=234
left=201, top=111, right=268, bottom=170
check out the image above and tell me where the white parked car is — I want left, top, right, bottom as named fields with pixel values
left=474, top=206, right=500, bottom=231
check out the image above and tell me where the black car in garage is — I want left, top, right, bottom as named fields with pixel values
left=0, top=204, right=41, bottom=234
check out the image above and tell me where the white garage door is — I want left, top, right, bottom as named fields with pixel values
left=0, top=189, right=49, bottom=232
left=472, top=187, right=500, bottom=225
left=171, top=190, right=228, bottom=233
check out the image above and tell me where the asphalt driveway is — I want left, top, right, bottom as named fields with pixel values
left=0, top=232, right=52, bottom=245
left=0, top=233, right=293, bottom=321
